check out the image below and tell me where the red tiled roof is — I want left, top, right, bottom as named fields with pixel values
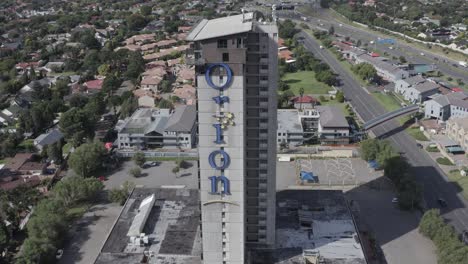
left=452, top=87, right=463, bottom=92
left=279, top=49, right=293, bottom=60
left=84, top=79, right=104, bottom=90
left=291, top=95, right=318, bottom=104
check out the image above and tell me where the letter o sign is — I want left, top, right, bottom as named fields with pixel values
left=205, top=63, right=233, bottom=90
left=208, top=149, right=231, bottom=170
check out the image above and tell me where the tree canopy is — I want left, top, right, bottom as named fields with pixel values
left=68, top=141, right=107, bottom=177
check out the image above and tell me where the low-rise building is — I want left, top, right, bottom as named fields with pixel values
left=277, top=109, right=304, bottom=147
left=317, top=105, right=350, bottom=145
left=446, top=117, right=468, bottom=152
left=276, top=106, right=350, bottom=147
left=395, top=76, right=440, bottom=103
left=290, top=95, right=319, bottom=109
left=424, top=92, right=468, bottom=121
left=116, top=105, right=196, bottom=150
left=33, top=129, right=63, bottom=151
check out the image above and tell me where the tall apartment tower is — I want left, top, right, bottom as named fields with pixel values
left=187, top=12, right=278, bottom=264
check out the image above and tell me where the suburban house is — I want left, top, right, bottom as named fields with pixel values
left=140, top=76, right=163, bottom=92
left=446, top=117, right=468, bottom=152
left=395, top=76, right=440, bottom=103
left=0, top=153, right=50, bottom=191
left=290, top=95, right=319, bottom=109
left=115, top=105, right=197, bottom=150
left=133, top=89, right=159, bottom=108
left=33, top=129, right=64, bottom=151
left=277, top=109, right=304, bottom=147
left=84, top=79, right=104, bottom=93
left=276, top=106, right=350, bottom=148
left=43, top=61, right=65, bottom=73
left=317, top=106, right=350, bottom=145
left=347, top=48, right=409, bottom=81
left=424, top=92, right=468, bottom=121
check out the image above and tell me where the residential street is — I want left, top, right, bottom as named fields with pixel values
left=288, top=9, right=468, bottom=84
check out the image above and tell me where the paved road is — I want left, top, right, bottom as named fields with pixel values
left=299, top=30, right=468, bottom=234
left=279, top=9, right=468, bottom=84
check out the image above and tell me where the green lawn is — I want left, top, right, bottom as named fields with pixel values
left=372, top=92, right=401, bottom=112
left=436, top=157, right=454, bottom=166
left=282, top=71, right=333, bottom=95
left=448, top=170, right=468, bottom=200
left=407, top=127, right=429, bottom=141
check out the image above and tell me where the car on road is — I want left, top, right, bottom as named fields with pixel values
left=392, top=197, right=398, bottom=203
left=452, top=63, right=459, bottom=68
left=142, top=161, right=159, bottom=168
left=339, top=23, right=343, bottom=27
left=437, top=198, right=447, bottom=207
left=416, top=143, right=423, bottom=149
left=420, top=52, right=425, bottom=56
left=56, top=249, right=64, bottom=259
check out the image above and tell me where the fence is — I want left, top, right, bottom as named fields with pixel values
left=116, top=150, right=198, bottom=158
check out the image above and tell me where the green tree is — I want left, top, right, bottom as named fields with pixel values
left=109, top=181, right=135, bottom=205
left=59, top=108, right=96, bottom=146
left=133, top=152, right=146, bottom=167
left=160, top=80, right=172, bottom=93
left=399, top=56, right=407, bottom=64
left=336, top=91, right=345, bottom=103
left=383, top=156, right=409, bottom=185
left=102, top=74, right=121, bottom=95
left=68, top=142, right=107, bottom=177
left=126, top=14, right=147, bottom=31
left=140, top=5, right=152, bottom=16
left=172, top=166, right=180, bottom=177
left=120, top=96, right=138, bottom=118
left=129, top=167, right=142, bottom=178
left=47, top=141, right=63, bottom=164
left=51, top=176, right=103, bottom=206
left=360, top=138, right=379, bottom=161
left=328, top=25, right=335, bottom=35
left=125, top=52, right=144, bottom=81
left=0, top=221, right=9, bottom=256
left=158, top=98, right=173, bottom=109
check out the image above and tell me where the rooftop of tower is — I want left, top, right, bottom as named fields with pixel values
left=186, top=12, right=254, bottom=41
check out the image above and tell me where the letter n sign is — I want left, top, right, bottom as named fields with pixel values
left=209, top=176, right=231, bottom=194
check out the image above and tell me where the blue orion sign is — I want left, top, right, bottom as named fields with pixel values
left=206, top=63, right=233, bottom=195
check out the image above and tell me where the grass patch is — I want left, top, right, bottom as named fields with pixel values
left=371, top=92, right=401, bottom=112
left=436, top=157, right=454, bottom=166
left=66, top=203, right=91, bottom=222
left=282, top=71, right=333, bottom=95
left=62, top=142, right=73, bottom=154
left=448, top=170, right=468, bottom=200
left=426, top=145, right=440, bottom=152
left=407, top=127, right=429, bottom=141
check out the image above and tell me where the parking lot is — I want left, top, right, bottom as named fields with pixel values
left=103, top=160, right=198, bottom=190
left=276, top=158, right=380, bottom=190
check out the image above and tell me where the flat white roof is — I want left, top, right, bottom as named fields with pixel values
left=186, top=13, right=254, bottom=41
left=127, top=194, right=156, bottom=237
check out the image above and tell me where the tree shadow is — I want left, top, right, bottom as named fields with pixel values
left=284, top=79, right=301, bottom=84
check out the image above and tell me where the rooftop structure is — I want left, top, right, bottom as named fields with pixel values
left=95, top=188, right=202, bottom=264
left=250, top=190, right=366, bottom=264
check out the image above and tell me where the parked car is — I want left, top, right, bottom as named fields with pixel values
left=56, top=249, right=64, bottom=259
left=437, top=198, right=447, bottom=207
left=392, top=197, right=398, bottom=203
left=416, top=143, right=423, bottom=149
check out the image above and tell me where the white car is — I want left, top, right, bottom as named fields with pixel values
left=56, top=249, right=64, bottom=259
left=339, top=23, right=343, bottom=27
left=420, top=52, right=425, bottom=56
left=392, top=198, right=398, bottom=203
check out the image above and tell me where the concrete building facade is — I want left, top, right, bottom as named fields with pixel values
left=446, top=117, right=468, bottom=152
left=115, top=106, right=196, bottom=150
left=187, top=12, right=277, bottom=264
